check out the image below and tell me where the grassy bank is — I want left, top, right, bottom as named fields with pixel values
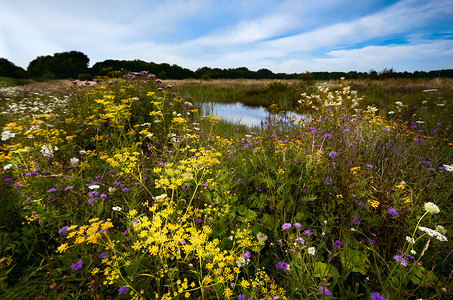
left=0, top=74, right=452, bottom=299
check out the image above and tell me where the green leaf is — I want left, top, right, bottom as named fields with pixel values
left=410, top=266, right=438, bottom=286
left=340, top=249, right=370, bottom=275
left=313, top=262, right=339, bottom=279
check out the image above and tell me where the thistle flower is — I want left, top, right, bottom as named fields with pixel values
left=387, top=208, right=398, bottom=216
left=393, top=255, right=408, bottom=266
left=318, top=286, right=331, bottom=296
left=282, top=223, right=291, bottom=230
left=333, top=240, right=342, bottom=248
left=118, top=285, right=128, bottom=295
left=71, top=259, right=83, bottom=271
left=276, top=261, right=289, bottom=269
left=370, top=291, right=387, bottom=300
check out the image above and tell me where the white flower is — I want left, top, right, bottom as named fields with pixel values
left=70, top=157, right=80, bottom=167
left=416, top=120, right=424, bottom=124
left=406, top=236, right=415, bottom=244
left=108, top=187, right=117, bottom=194
left=79, top=150, right=87, bottom=155
left=410, top=250, right=417, bottom=255
left=3, top=164, right=13, bottom=170
left=435, top=225, right=447, bottom=235
left=112, top=206, right=122, bottom=211
left=424, top=202, right=440, bottom=214
left=388, top=111, right=395, bottom=115
left=395, top=101, right=404, bottom=107
left=154, top=193, right=167, bottom=200
left=88, top=185, right=100, bottom=190
left=256, top=232, right=268, bottom=242
left=1, top=130, right=15, bottom=141
left=419, top=226, right=448, bottom=242
left=40, top=145, right=55, bottom=156
left=443, top=164, right=453, bottom=172
left=367, top=105, right=378, bottom=114
left=307, top=247, right=316, bottom=256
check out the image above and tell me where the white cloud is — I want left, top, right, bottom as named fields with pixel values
left=192, top=0, right=305, bottom=45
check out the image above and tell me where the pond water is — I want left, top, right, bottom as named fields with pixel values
left=199, top=102, right=308, bottom=127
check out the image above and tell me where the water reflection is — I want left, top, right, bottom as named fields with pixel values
left=200, top=102, right=307, bottom=127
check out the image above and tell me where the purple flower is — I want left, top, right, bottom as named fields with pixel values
left=353, top=217, right=360, bottom=225
left=201, top=183, right=208, bottom=187
left=58, top=226, right=69, bottom=234
left=323, top=134, right=332, bottom=139
left=122, top=188, right=129, bottom=193
left=118, top=285, right=128, bottom=295
left=100, top=193, right=107, bottom=200
left=325, top=177, right=333, bottom=185
left=387, top=208, right=398, bottom=216
left=367, top=164, right=373, bottom=169
left=64, top=186, right=73, bottom=191
left=238, top=295, right=249, bottom=300
left=99, top=252, right=108, bottom=259
left=419, top=161, right=430, bottom=164
left=406, top=254, right=415, bottom=260
left=47, top=188, right=57, bottom=193
left=370, top=291, right=387, bottom=300
left=243, top=251, right=251, bottom=259
left=302, top=229, right=313, bottom=236
left=370, top=239, right=376, bottom=244
left=135, top=182, right=140, bottom=186
left=178, top=240, right=186, bottom=245
left=393, top=255, right=408, bottom=266
left=294, top=222, right=301, bottom=228
left=295, top=237, right=305, bottom=244
left=71, top=259, right=83, bottom=271
left=88, top=198, right=96, bottom=205
left=427, top=168, right=435, bottom=171
left=122, top=230, right=128, bottom=236
left=333, top=240, right=342, bottom=248
left=276, top=261, right=288, bottom=269
left=282, top=223, right=292, bottom=230
left=329, top=151, right=337, bottom=159
left=358, top=201, right=365, bottom=208
left=89, top=191, right=99, bottom=197
left=195, top=218, right=202, bottom=224
left=318, top=286, right=331, bottom=296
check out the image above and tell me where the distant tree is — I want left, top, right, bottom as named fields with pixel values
left=27, top=51, right=90, bottom=79
left=256, top=68, right=274, bottom=78
left=0, top=58, right=27, bottom=78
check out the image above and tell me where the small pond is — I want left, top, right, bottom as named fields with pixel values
left=199, top=102, right=308, bottom=127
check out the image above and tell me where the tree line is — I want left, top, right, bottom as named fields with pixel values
left=1, top=51, right=452, bottom=81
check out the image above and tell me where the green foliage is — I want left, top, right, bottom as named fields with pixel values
left=0, top=75, right=452, bottom=299
left=27, top=51, right=90, bottom=79
left=0, top=58, right=27, bottom=79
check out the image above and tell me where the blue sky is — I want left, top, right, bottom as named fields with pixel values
left=1, top=0, right=452, bottom=73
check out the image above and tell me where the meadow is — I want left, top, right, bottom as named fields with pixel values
left=0, top=72, right=452, bottom=299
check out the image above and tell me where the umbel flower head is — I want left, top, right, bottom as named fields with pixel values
left=424, top=202, right=440, bottom=214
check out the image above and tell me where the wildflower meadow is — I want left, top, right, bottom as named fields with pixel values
left=0, top=72, right=452, bottom=299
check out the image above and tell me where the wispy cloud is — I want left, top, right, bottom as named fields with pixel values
left=0, top=0, right=451, bottom=72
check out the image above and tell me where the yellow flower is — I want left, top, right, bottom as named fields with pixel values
left=91, top=267, right=100, bottom=275
left=56, top=243, right=68, bottom=253
left=367, top=200, right=380, bottom=208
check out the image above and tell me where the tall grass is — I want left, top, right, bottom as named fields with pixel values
left=0, top=74, right=451, bottom=299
